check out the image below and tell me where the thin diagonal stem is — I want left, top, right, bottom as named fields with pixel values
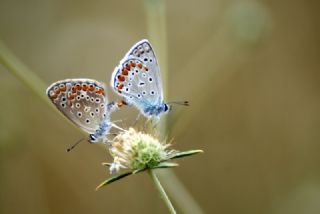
left=148, top=169, right=176, bottom=214
left=0, top=40, right=49, bottom=105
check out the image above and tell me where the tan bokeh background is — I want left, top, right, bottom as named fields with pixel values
left=1, top=0, right=319, bottom=213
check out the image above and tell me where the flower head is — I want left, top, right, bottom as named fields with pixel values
left=108, top=128, right=175, bottom=173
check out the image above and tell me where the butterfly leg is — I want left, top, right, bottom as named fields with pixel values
left=152, top=116, right=160, bottom=129
left=132, top=112, right=142, bottom=127
left=111, top=123, right=126, bottom=132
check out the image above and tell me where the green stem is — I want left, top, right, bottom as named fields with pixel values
left=148, top=169, right=176, bottom=214
left=0, top=40, right=49, bottom=105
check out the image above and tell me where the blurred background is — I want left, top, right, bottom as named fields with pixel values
left=0, top=0, right=319, bottom=213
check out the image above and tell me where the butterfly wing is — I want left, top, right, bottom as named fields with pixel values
left=111, top=40, right=163, bottom=110
left=46, top=79, right=108, bottom=134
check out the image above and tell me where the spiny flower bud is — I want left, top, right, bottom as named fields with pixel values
left=108, top=128, right=175, bottom=173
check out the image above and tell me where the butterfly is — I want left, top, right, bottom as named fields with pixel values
left=46, top=79, right=121, bottom=148
left=111, top=39, right=187, bottom=121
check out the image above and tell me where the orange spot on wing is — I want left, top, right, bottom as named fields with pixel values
left=68, top=94, right=75, bottom=100
left=89, top=85, right=95, bottom=91
left=122, top=69, right=129, bottom=75
left=126, top=64, right=131, bottom=70
left=131, top=62, right=136, bottom=67
left=82, top=85, right=88, bottom=91
left=51, top=94, right=58, bottom=99
left=118, top=75, right=125, bottom=82
left=138, top=63, right=143, bottom=69
left=96, top=89, right=105, bottom=96
left=60, top=86, right=66, bottom=91
left=76, top=85, right=81, bottom=90
left=117, top=84, right=124, bottom=90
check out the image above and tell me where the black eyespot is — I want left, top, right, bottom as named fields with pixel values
left=62, top=97, right=66, bottom=101
left=81, top=94, right=84, bottom=98
left=61, top=103, right=66, bottom=108
left=126, top=88, right=129, bottom=92
left=150, top=59, right=153, bottom=62
left=144, top=58, right=148, bottom=61
left=95, top=108, right=99, bottom=113
left=76, top=103, right=81, bottom=108
left=135, top=69, right=139, bottom=73
left=86, top=119, right=90, bottom=124
left=76, top=96, right=81, bottom=101
left=137, top=94, right=141, bottom=98
left=90, top=112, right=95, bottom=117
left=149, top=77, right=153, bottom=82
left=142, top=91, right=146, bottom=95
left=150, top=91, right=155, bottom=95
left=77, top=112, right=82, bottom=117
left=95, top=98, right=100, bottom=103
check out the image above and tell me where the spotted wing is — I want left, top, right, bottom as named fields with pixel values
left=46, top=79, right=108, bottom=134
left=111, top=39, right=163, bottom=109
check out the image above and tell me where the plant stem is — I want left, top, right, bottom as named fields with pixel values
left=0, top=40, right=49, bottom=105
left=148, top=169, right=176, bottom=214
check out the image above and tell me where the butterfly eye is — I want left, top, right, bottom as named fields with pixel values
left=89, top=134, right=97, bottom=143
left=164, top=104, right=170, bottom=112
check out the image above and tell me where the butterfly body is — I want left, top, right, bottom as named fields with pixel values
left=46, top=78, right=114, bottom=143
left=111, top=39, right=171, bottom=120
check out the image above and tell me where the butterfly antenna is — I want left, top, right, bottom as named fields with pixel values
left=168, top=101, right=190, bottom=106
left=66, top=138, right=85, bottom=152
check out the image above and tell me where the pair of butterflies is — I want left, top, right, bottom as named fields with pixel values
left=46, top=40, right=186, bottom=147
